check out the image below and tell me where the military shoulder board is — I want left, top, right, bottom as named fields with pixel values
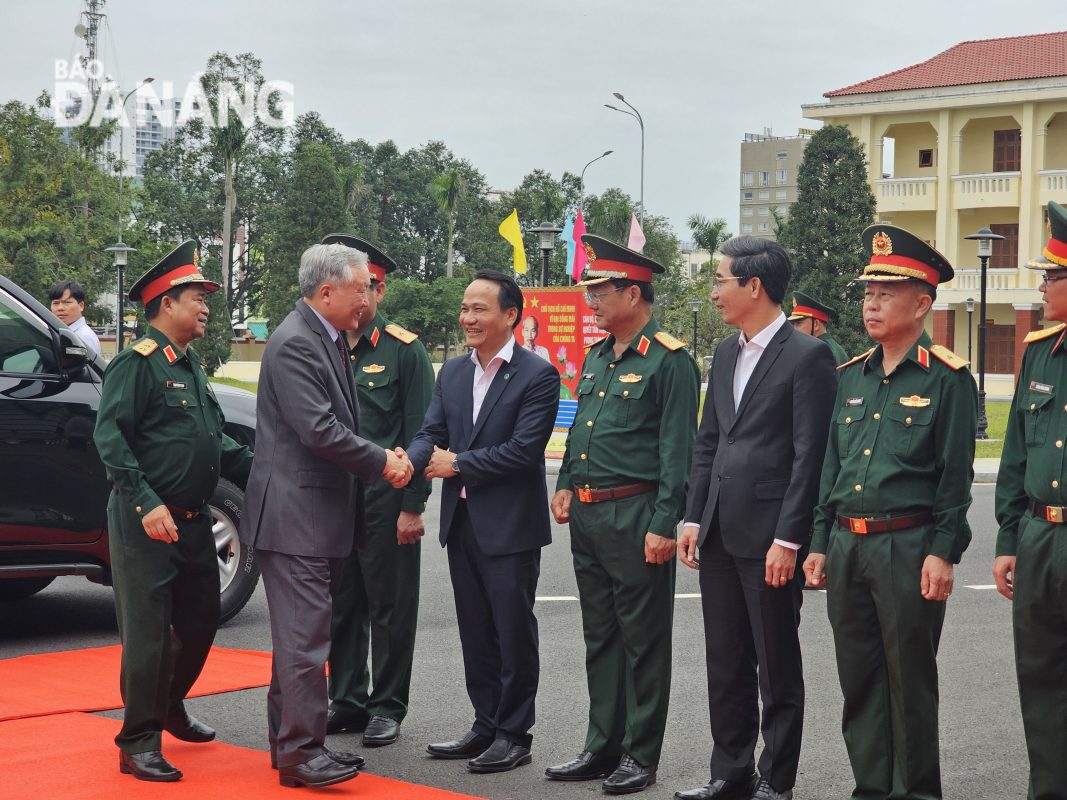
left=384, top=323, right=418, bottom=345
left=929, top=344, right=969, bottom=371
left=1024, top=322, right=1067, bottom=345
left=837, top=347, right=875, bottom=371
left=131, top=339, right=158, bottom=357
left=653, top=331, right=686, bottom=352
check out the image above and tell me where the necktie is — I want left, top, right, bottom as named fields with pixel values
left=335, top=335, right=348, bottom=369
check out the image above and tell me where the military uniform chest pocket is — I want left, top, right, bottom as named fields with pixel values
left=576, top=378, right=597, bottom=398
left=164, top=391, right=199, bottom=413
left=836, top=404, right=866, bottom=457
left=883, top=403, right=933, bottom=456
left=356, top=371, right=395, bottom=411
left=1023, top=392, right=1055, bottom=447
left=607, top=380, right=648, bottom=425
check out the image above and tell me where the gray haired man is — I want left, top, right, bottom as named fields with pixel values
left=241, top=243, right=413, bottom=788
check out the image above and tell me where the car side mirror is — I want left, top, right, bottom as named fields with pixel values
left=58, top=329, right=91, bottom=372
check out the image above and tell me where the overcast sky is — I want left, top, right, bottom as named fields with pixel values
left=3, top=1, right=1065, bottom=242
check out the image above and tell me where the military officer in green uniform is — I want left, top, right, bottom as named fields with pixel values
left=803, top=226, right=976, bottom=800
left=994, top=201, right=1067, bottom=800
left=94, top=241, right=254, bottom=782
left=546, top=235, right=699, bottom=795
left=320, top=235, right=434, bottom=748
left=788, top=290, right=849, bottom=365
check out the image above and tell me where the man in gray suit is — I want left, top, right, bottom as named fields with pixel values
left=241, top=243, right=412, bottom=789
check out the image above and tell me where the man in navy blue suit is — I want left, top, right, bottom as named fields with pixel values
left=406, top=270, right=560, bottom=774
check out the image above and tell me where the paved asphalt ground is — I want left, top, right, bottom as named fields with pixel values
left=0, top=482, right=1028, bottom=800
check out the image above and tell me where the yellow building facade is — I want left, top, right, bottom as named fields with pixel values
left=802, top=32, right=1067, bottom=395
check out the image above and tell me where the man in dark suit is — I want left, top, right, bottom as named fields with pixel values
left=675, top=237, right=837, bottom=800
left=407, top=270, right=560, bottom=774
left=241, top=242, right=412, bottom=789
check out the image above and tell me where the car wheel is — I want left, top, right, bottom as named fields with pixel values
left=210, top=478, right=259, bottom=624
left=0, top=576, right=56, bottom=600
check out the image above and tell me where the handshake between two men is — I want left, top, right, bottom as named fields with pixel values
left=381, top=444, right=459, bottom=488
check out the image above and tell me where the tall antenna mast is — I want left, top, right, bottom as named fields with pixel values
left=80, top=0, right=106, bottom=104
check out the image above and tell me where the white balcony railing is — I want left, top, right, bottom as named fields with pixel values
left=1038, top=169, right=1067, bottom=205
left=948, top=267, right=1021, bottom=291
left=952, top=172, right=1020, bottom=208
left=874, top=176, right=937, bottom=212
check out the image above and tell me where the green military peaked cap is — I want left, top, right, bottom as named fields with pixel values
left=321, top=234, right=398, bottom=282
left=127, top=240, right=218, bottom=305
left=788, top=290, right=837, bottom=324
left=578, top=234, right=664, bottom=287
left=857, top=225, right=953, bottom=287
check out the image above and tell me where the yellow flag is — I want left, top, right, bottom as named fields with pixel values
left=498, top=208, right=527, bottom=274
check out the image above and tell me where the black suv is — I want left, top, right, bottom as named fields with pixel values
left=0, top=274, right=259, bottom=623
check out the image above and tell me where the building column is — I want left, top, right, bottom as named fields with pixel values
left=932, top=304, right=955, bottom=350
left=1014, top=303, right=1043, bottom=376
left=936, top=109, right=952, bottom=254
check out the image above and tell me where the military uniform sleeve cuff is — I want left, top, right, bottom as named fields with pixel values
left=809, top=529, right=829, bottom=555
left=648, top=513, right=678, bottom=540
left=400, top=495, right=427, bottom=514
left=928, top=533, right=960, bottom=563
left=133, top=487, right=163, bottom=517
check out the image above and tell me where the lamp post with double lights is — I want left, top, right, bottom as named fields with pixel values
left=965, top=297, right=975, bottom=365
left=964, top=226, right=1005, bottom=440
left=105, top=241, right=136, bottom=353
left=604, top=92, right=644, bottom=222
left=580, top=149, right=614, bottom=202
left=528, top=222, right=563, bottom=287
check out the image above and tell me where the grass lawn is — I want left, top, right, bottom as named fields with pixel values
left=211, top=376, right=258, bottom=394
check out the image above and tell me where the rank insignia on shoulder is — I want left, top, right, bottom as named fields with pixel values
left=838, top=348, right=875, bottom=370
left=899, top=395, right=931, bottom=408
left=653, top=331, right=685, bottom=351
left=585, top=335, right=608, bottom=351
left=165, top=380, right=187, bottom=390
left=1029, top=381, right=1054, bottom=395
left=929, top=344, right=968, bottom=370
left=362, top=364, right=386, bottom=374
left=845, top=397, right=864, bottom=406
left=1024, top=322, right=1067, bottom=345
left=619, top=373, right=643, bottom=383
left=132, top=339, right=158, bottom=356
left=384, top=323, right=417, bottom=344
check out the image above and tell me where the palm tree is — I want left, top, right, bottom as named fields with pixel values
left=687, top=214, right=731, bottom=255
left=429, top=169, right=467, bottom=278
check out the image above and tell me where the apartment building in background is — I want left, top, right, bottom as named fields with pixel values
left=803, top=31, right=1067, bottom=395
left=738, top=130, right=811, bottom=240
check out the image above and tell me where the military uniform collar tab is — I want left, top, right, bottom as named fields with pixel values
left=629, top=317, right=660, bottom=358
left=907, top=332, right=934, bottom=372
left=147, top=326, right=187, bottom=362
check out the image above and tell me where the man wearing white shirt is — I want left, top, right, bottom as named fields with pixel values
left=406, top=270, right=559, bottom=775
left=49, top=280, right=101, bottom=356
left=675, top=237, right=837, bottom=800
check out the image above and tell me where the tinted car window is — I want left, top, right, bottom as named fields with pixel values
left=0, top=292, right=58, bottom=374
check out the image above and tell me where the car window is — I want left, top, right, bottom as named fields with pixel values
left=0, top=289, right=58, bottom=374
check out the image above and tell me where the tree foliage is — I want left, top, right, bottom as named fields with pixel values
left=778, top=125, right=877, bottom=356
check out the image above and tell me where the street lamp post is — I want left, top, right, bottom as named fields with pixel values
left=105, top=241, right=137, bottom=353
left=116, top=77, right=154, bottom=239
left=528, top=222, right=563, bottom=287
left=605, top=92, right=644, bottom=221
left=689, top=299, right=701, bottom=373
left=579, top=150, right=613, bottom=204
left=964, top=227, right=1005, bottom=440
left=965, top=297, right=975, bottom=366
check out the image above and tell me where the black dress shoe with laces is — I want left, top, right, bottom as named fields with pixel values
left=363, top=715, right=400, bottom=747
left=545, top=750, right=619, bottom=781
left=749, top=777, right=792, bottom=800
left=278, top=753, right=359, bottom=788
left=271, top=747, right=365, bottom=770
left=467, top=738, right=532, bottom=773
left=164, top=709, right=215, bottom=743
left=674, top=773, right=757, bottom=800
left=326, top=708, right=368, bottom=735
left=426, top=730, right=494, bottom=759
left=602, top=754, right=656, bottom=795
left=119, top=750, right=182, bottom=782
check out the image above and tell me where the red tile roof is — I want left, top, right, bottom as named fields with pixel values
left=826, top=31, right=1067, bottom=97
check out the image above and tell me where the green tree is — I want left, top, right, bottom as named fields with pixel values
left=9, top=246, right=46, bottom=299
left=428, top=168, right=467, bottom=278
left=778, top=125, right=877, bottom=356
left=687, top=214, right=731, bottom=271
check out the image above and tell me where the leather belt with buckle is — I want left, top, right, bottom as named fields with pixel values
left=837, top=510, right=934, bottom=535
left=1031, top=501, right=1067, bottom=524
left=165, top=504, right=203, bottom=521
left=574, top=481, right=657, bottom=504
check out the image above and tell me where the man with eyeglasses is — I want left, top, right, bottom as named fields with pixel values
left=547, top=235, right=699, bottom=795
left=319, top=235, right=434, bottom=750
left=49, top=279, right=101, bottom=356
left=994, top=200, right=1067, bottom=799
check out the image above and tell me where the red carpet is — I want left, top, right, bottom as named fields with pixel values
left=0, top=645, right=272, bottom=721
left=0, top=713, right=486, bottom=800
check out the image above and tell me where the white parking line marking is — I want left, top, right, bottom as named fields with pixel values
left=966, top=584, right=998, bottom=590
left=675, top=593, right=701, bottom=599
left=536, top=596, right=578, bottom=602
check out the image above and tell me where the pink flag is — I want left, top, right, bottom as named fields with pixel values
left=572, top=208, right=588, bottom=281
left=627, top=212, right=646, bottom=253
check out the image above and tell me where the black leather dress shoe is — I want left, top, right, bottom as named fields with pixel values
left=325, top=747, right=365, bottom=769
left=674, top=773, right=757, bottom=800
left=426, top=730, right=494, bottom=759
left=326, top=708, right=368, bottom=735
left=467, top=738, right=532, bottom=773
left=602, top=754, right=656, bottom=795
left=164, top=710, right=215, bottom=743
left=278, top=753, right=360, bottom=788
left=545, top=750, right=619, bottom=781
left=363, top=715, right=400, bottom=747
left=119, top=750, right=182, bottom=782
left=750, top=777, right=792, bottom=800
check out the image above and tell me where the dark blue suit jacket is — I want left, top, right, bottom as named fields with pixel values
left=407, top=343, right=560, bottom=556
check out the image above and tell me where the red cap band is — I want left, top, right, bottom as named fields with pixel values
left=141, top=264, right=199, bottom=305
left=792, top=305, right=829, bottom=323
left=1045, top=236, right=1067, bottom=267
left=589, top=258, right=653, bottom=283
left=869, top=254, right=940, bottom=287
left=368, top=262, right=387, bottom=282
